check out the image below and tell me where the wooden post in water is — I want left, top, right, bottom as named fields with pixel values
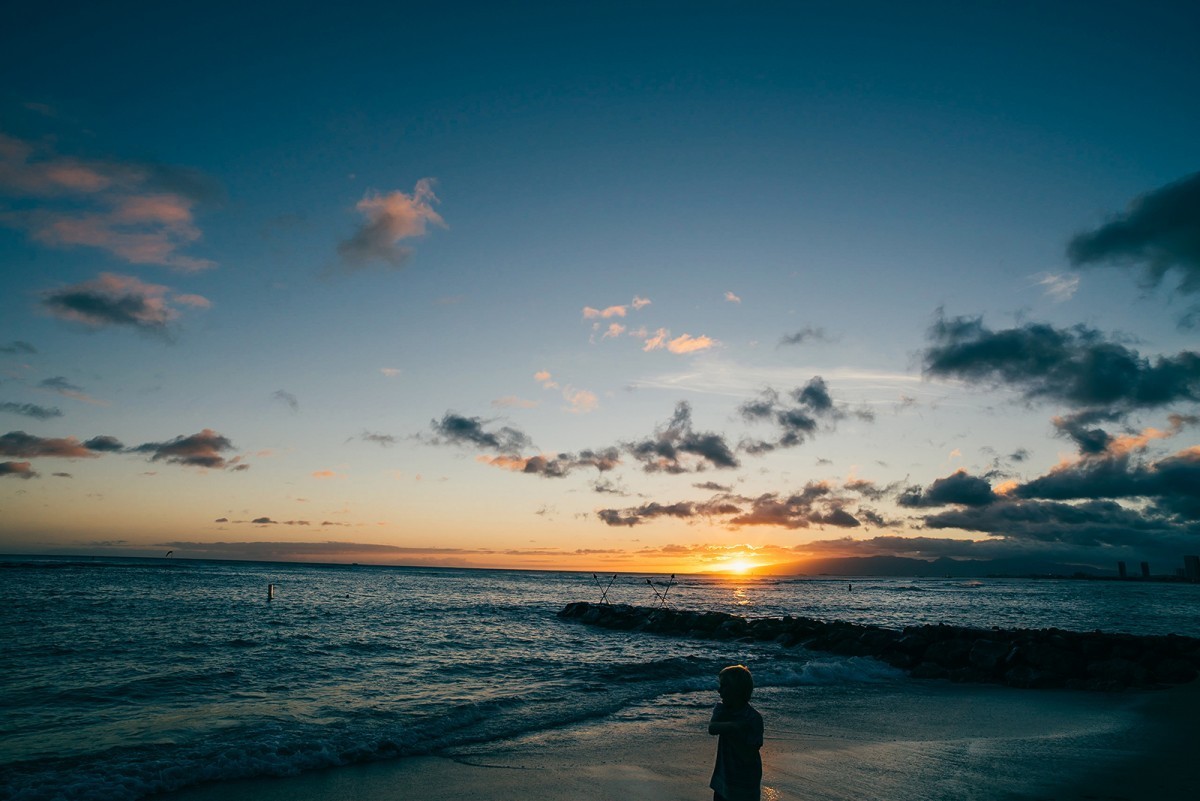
left=268, top=583, right=275, bottom=601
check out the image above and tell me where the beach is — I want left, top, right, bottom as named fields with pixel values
left=163, top=677, right=1199, bottom=801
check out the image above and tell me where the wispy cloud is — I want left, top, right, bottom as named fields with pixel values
left=0, top=430, right=116, bottom=458
left=0, top=132, right=219, bottom=271
left=1031, top=272, right=1080, bottom=302
left=336, top=179, right=444, bottom=270
left=0, top=401, right=62, bottom=420
left=779, top=326, right=831, bottom=346
left=0, top=341, right=37, bottom=355
left=271, top=390, right=299, bottom=413
left=562, top=386, right=599, bottom=414
left=724, top=291, right=741, bottom=304
left=429, top=413, right=532, bottom=453
left=40, top=272, right=210, bottom=335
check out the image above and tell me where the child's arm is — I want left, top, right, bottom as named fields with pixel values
left=708, top=704, right=749, bottom=736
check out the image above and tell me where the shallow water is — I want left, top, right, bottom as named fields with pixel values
left=2, top=556, right=1196, bottom=801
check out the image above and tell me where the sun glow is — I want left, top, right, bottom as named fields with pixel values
left=725, top=558, right=756, bottom=574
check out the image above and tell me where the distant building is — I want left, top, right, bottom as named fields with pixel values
left=1141, top=561, right=1150, bottom=578
left=1185, top=556, right=1200, bottom=581
left=1118, top=561, right=1127, bottom=579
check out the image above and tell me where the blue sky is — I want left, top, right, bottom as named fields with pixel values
left=2, top=1, right=1198, bottom=572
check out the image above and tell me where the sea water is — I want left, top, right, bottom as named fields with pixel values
left=2, top=556, right=1197, bottom=801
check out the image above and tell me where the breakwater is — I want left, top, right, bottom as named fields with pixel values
left=558, top=602, right=1200, bottom=691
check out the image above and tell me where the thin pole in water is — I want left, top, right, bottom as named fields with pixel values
left=268, top=583, right=275, bottom=601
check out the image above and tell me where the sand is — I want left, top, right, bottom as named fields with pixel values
left=163, top=678, right=1198, bottom=801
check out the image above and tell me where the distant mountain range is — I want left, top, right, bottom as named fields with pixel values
left=756, top=555, right=1115, bottom=578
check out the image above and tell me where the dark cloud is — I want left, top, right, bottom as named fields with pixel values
left=361, top=431, right=397, bottom=447
left=0, top=341, right=36, bottom=355
left=0, top=461, right=38, bottom=479
left=779, top=326, right=831, bottom=346
left=0, top=401, right=63, bottom=420
left=598, top=498, right=741, bottom=527
left=83, top=435, right=125, bottom=452
left=133, top=429, right=236, bottom=469
left=430, top=413, right=532, bottom=454
left=923, top=315, right=1200, bottom=409
left=624, top=401, right=738, bottom=473
left=694, top=481, right=732, bottom=492
left=40, top=273, right=199, bottom=334
left=520, top=449, right=621, bottom=478
left=1067, top=171, right=1200, bottom=295
left=739, top=378, right=847, bottom=453
left=39, top=377, right=83, bottom=394
left=272, top=390, right=299, bottom=413
left=923, top=498, right=1199, bottom=557
left=52, top=472, right=71, bottom=478
left=898, top=470, right=998, bottom=508
left=1014, top=444, right=1200, bottom=520
left=0, top=430, right=104, bottom=458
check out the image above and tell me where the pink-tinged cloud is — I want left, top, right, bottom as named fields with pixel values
left=668, top=333, right=717, bottom=354
left=337, top=179, right=445, bottom=269
left=582, top=305, right=628, bottom=319
left=632, top=296, right=652, bottom=310
left=642, top=328, right=669, bottom=351
left=133, top=429, right=236, bottom=469
left=0, top=461, right=38, bottom=479
left=0, top=431, right=102, bottom=458
left=312, top=470, right=341, bottom=479
left=601, top=323, right=626, bottom=339
left=724, top=291, right=741, bottom=304
left=40, top=272, right=209, bottom=333
left=563, top=386, right=599, bottom=414
left=535, top=370, right=559, bottom=389
left=0, top=134, right=218, bottom=271
left=492, top=395, right=539, bottom=409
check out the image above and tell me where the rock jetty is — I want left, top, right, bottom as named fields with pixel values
left=558, top=602, right=1200, bottom=691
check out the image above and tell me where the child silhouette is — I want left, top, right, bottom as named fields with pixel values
left=707, top=664, right=764, bottom=801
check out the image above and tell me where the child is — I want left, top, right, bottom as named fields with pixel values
left=708, top=664, right=764, bottom=801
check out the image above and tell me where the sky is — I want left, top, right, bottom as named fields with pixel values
left=1, top=1, right=1198, bottom=574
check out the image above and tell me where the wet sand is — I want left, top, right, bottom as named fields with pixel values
left=164, top=678, right=1197, bottom=801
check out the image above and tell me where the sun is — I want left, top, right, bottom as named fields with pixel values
left=725, top=558, right=755, bottom=575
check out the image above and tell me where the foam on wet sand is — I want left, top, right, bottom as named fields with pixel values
left=163, top=678, right=1197, bottom=801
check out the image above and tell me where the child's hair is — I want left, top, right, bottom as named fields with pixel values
left=719, top=664, right=754, bottom=703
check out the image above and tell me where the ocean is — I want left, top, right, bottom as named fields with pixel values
left=2, top=556, right=1198, bottom=801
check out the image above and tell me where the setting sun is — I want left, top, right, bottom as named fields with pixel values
left=725, top=559, right=756, bottom=574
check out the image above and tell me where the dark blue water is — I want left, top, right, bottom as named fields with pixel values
left=2, top=556, right=1196, bottom=801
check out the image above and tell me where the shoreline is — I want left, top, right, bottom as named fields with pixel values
left=162, top=677, right=1199, bottom=801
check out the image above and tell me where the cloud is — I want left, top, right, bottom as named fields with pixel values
left=666, top=333, right=716, bottom=354
left=361, top=431, right=397, bottom=447
left=738, top=378, right=847, bottom=453
left=132, top=429, right=237, bottom=469
left=271, top=390, right=299, bottom=413
left=430, top=413, right=532, bottom=453
left=37, top=376, right=106, bottom=406
left=0, top=132, right=219, bottom=271
left=600, top=322, right=626, bottom=339
left=83, top=435, right=125, bottom=453
left=1067, top=171, right=1200, bottom=295
left=724, top=291, right=741, bottom=304
left=40, top=272, right=209, bottom=334
left=380, top=367, right=402, bottom=377
left=492, top=395, right=539, bottom=409
left=624, top=401, right=739, bottom=473
left=922, top=314, right=1200, bottom=410
left=336, top=179, right=444, bottom=269
left=0, top=401, right=62, bottom=420
left=582, top=305, right=627, bottom=319
left=478, top=448, right=621, bottom=478
left=0, top=341, right=36, bottom=355
left=0, top=461, right=37, bottom=479
left=1031, top=272, right=1080, bottom=302
left=0, top=430, right=110, bottom=458
left=641, top=328, right=669, bottom=352
left=779, top=326, right=830, bottom=346
left=562, top=386, right=599, bottom=414
left=632, top=296, right=652, bottom=310
left=897, top=470, right=999, bottom=508
left=534, top=370, right=559, bottom=390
